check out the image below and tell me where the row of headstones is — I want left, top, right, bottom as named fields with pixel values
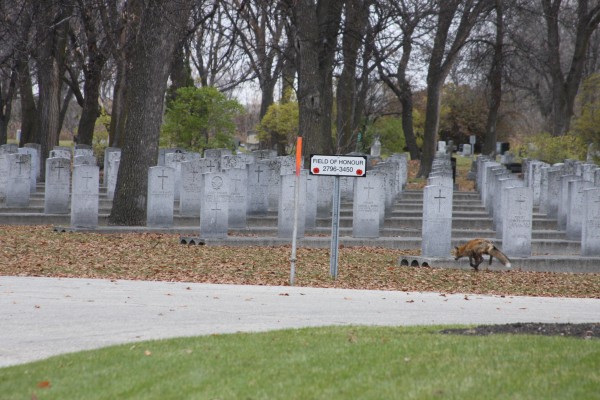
left=5, top=142, right=408, bottom=235
left=0, top=143, right=97, bottom=210
left=477, top=156, right=600, bottom=257
left=147, top=150, right=409, bottom=239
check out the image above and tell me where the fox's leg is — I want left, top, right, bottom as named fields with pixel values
left=488, top=254, right=493, bottom=265
left=468, top=256, right=480, bottom=271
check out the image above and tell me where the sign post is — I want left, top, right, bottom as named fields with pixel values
left=310, top=154, right=366, bottom=279
left=289, top=137, right=303, bottom=286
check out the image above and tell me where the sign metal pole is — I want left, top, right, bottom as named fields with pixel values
left=330, top=175, right=341, bottom=279
left=290, top=137, right=302, bottom=286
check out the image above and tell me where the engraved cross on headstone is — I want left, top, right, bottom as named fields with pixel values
left=434, top=188, right=446, bottom=212
left=364, top=182, right=375, bottom=200
left=158, top=169, right=169, bottom=190
left=255, top=165, right=263, bottom=183
left=206, top=160, right=217, bottom=173
left=15, top=155, right=27, bottom=175
left=82, top=172, right=94, bottom=189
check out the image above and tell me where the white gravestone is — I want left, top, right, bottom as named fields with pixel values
left=558, top=174, right=580, bottom=231
left=305, top=172, right=318, bottom=230
left=71, top=165, right=99, bottom=228
left=200, top=172, right=230, bottom=239
left=102, top=147, right=121, bottom=186
left=24, top=143, right=42, bottom=180
left=502, top=186, right=533, bottom=257
left=316, top=175, right=334, bottom=218
left=541, top=167, right=563, bottom=218
left=566, top=180, right=594, bottom=240
left=44, top=157, right=71, bottom=214
left=226, top=167, right=248, bottom=228
left=6, top=153, right=32, bottom=207
left=164, top=152, right=187, bottom=201
left=266, top=159, right=281, bottom=211
left=278, top=173, right=306, bottom=239
left=18, top=147, right=38, bottom=193
left=147, top=166, right=175, bottom=227
left=494, top=177, right=524, bottom=237
left=582, top=188, right=600, bottom=256
left=421, top=185, right=453, bottom=257
left=247, top=160, right=270, bottom=216
left=73, top=155, right=97, bottom=166
left=179, top=161, right=203, bottom=217
left=352, top=175, right=383, bottom=238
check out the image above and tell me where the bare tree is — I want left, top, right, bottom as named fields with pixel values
left=336, top=0, right=372, bottom=154
left=224, top=0, right=287, bottom=120
left=373, top=0, right=436, bottom=160
left=418, top=0, right=494, bottom=178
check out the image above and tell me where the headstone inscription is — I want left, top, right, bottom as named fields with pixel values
left=44, top=157, right=71, bottom=214
left=200, top=172, right=230, bottom=239
left=146, top=166, right=175, bottom=228
left=421, top=185, right=453, bottom=257
left=582, top=188, right=600, bottom=256
left=501, top=186, right=533, bottom=257
left=71, top=164, right=99, bottom=228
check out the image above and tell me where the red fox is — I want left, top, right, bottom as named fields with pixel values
left=453, top=239, right=512, bottom=270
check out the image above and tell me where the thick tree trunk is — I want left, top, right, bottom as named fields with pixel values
left=17, top=58, right=38, bottom=145
left=109, top=58, right=128, bottom=148
left=36, top=1, right=69, bottom=179
left=109, top=0, right=193, bottom=226
left=483, top=0, right=504, bottom=156
left=336, top=0, right=370, bottom=154
left=293, top=0, right=344, bottom=159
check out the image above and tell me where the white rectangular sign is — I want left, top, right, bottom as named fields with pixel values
left=309, top=155, right=367, bottom=177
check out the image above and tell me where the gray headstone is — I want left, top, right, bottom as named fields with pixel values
left=103, top=147, right=121, bottom=186
left=316, top=175, right=334, bottom=218
left=558, top=174, right=581, bottom=231
left=24, top=143, right=42, bottom=180
left=204, top=148, right=231, bottom=159
left=227, top=167, right=248, bottom=228
left=50, top=148, right=71, bottom=160
left=541, top=167, right=563, bottom=218
left=582, top=188, right=600, bottom=256
left=0, top=154, right=9, bottom=206
left=200, top=172, right=230, bottom=239
left=0, top=143, right=18, bottom=154
left=164, top=152, right=187, bottom=201
left=278, top=173, right=306, bottom=239
left=421, top=185, right=453, bottom=257
left=179, top=161, right=203, bottom=217
left=501, top=186, right=533, bottom=257
left=74, top=148, right=94, bottom=157
left=146, top=166, right=175, bottom=228
left=352, top=175, right=384, bottom=238
left=247, top=160, right=270, bottom=216
left=18, top=147, right=38, bottom=193
left=494, top=177, right=524, bottom=237
left=305, top=172, right=318, bottom=230
left=266, top=159, right=281, bottom=211
left=106, top=158, right=120, bottom=200
left=566, top=180, right=594, bottom=240
left=73, top=155, right=97, bottom=166
left=199, top=157, right=221, bottom=174
left=6, top=153, right=32, bottom=207
left=71, top=165, right=99, bottom=228
left=252, top=149, right=276, bottom=162
left=44, top=157, right=71, bottom=214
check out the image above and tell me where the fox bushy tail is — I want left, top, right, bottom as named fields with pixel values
left=489, top=247, right=512, bottom=268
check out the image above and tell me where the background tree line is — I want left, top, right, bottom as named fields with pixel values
left=1, top=0, right=600, bottom=225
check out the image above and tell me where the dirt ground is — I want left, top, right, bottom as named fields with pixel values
left=440, top=323, right=599, bottom=339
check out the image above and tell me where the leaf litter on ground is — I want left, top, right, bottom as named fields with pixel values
left=0, top=225, right=598, bottom=299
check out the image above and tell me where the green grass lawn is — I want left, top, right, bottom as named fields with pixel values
left=2, top=326, right=598, bottom=400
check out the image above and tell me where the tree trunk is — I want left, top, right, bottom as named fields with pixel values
left=0, top=69, right=17, bottom=145
left=109, top=58, right=128, bottom=147
left=336, top=0, right=370, bottom=154
left=109, top=0, right=193, bottom=226
left=483, top=0, right=504, bottom=156
left=293, top=0, right=344, bottom=159
left=36, top=0, right=70, bottom=179
left=418, top=0, right=491, bottom=177
left=17, top=58, right=38, bottom=145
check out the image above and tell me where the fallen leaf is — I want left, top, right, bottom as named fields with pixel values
left=144, top=350, right=152, bottom=356
left=37, top=381, right=51, bottom=389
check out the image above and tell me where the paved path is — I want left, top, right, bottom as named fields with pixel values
left=1, top=276, right=599, bottom=368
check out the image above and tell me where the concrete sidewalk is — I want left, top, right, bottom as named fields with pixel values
left=1, top=276, right=599, bottom=368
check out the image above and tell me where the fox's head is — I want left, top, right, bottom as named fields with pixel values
left=452, top=246, right=460, bottom=260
